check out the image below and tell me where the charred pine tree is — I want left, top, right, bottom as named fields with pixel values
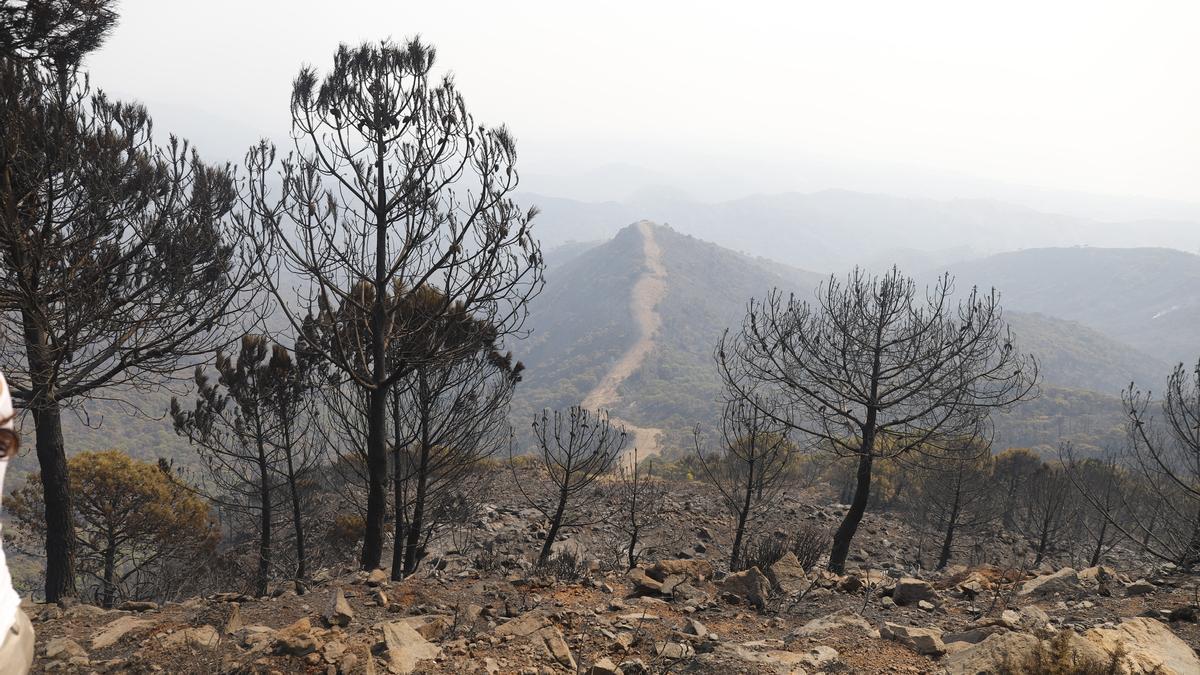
left=0, top=53, right=254, bottom=601
left=1070, top=361, right=1200, bottom=568
left=616, top=447, right=667, bottom=570
left=389, top=288, right=522, bottom=579
left=1017, top=463, right=1073, bottom=567
left=171, top=336, right=311, bottom=597
left=694, top=394, right=794, bottom=572
left=517, top=407, right=625, bottom=566
left=718, top=269, right=1038, bottom=573
left=239, top=39, right=543, bottom=571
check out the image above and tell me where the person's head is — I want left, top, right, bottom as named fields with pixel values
left=0, top=373, right=18, bottom=459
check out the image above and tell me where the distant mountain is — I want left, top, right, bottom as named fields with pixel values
left=521, top=189, right=1200, bottom=273
left=513, top=223, right=1150, bottom=458
left=1004, top=312, right=1170, bottom=395
left=946, top=247, right=1200, bottom=367
left=514, top=223, right=822, bottom=434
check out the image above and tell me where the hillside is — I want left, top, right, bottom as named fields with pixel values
left=1004, top=311, right=1170, bottom=395
left=514, top=224, right=1166, bottom=458
left=947, top=247, right=1200, bottom=365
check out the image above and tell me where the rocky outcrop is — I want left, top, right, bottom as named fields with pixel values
left=719, top=567, right=772, bottom=610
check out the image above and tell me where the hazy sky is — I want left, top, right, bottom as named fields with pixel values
left=86, top=1, right=1200, bottom=208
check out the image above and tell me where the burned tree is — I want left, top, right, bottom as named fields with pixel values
left=718, top=269, right=1038, bottom=573
left=517, top=407, right=625, bottom=566
left=389, top=288, right=523, bottom=578
left=1070, top=362, right=1200, bottom=568
left=904, top=443, right=997, bottom=570
left=616, top=447, right=668, bottom=570
left=694, top=395, right=795, bottom=571
left=0, top=55, right=254, bottom=601
left=239, top=39, right=543, bottom=571
left=170, top=336, right=315, bottom=596
left=1063, top=453, right=1124, bottom=568
left=1015, top=462, right=1073, bottom=566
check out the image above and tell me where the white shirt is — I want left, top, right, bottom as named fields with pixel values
left=0, top=372, right=22, bottom=636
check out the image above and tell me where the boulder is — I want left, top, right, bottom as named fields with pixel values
left=535, top=625, right=576, bottom=670
left=1125, top=579, right=1156, bottom=597
left=626, top=567, right=663, bottom=594
left=493, top=611, right=549, bottom=638
left=274, top=617, right=321, bottom=656
left=324, top=588, right=354, bottom=627
left=1019, top=567, right=1080, bottom=596
left=765, top=551, right=809, bottom=596
left=654, top=641, right=695, bottom=660
left=648, top=559, right=714, bottom=583
left=892, top=577, right=938, bottom=606
left=725, top=643, right=838, bottom=673
left=788, top=610, right=876, bottom=639
left=720, top=567, right=771, bottom=610
left=1085, top=617, right=1200, bottom=674
left=366, top=568, right=390, bottom=586
left=879, top=622, right=945, bottom=656
left=943, top=632, right=1041, bottom=674
left=683, top=618, right=708, bottom=638
left=45, top=637, right=89, bottom=666
left=392, top=615, right=453, bottom=641
left=91, top=615, right=154, bottom=650
left=161, top=624, right=220, bottom=650
left=382, top=620, right=441, bottom=675
left=587, top=657, right=623, bottom=675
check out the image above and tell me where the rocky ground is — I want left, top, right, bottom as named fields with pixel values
left=27, top=471, right=1200, bottom=674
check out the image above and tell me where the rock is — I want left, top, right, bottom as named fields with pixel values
left=892, top=577, right=938, bottom=605
left=91, top=615, right=155, bottom=650
left=943, top=632, right=1041, bottom=674
left=654, top=641, right=695, bottom=660
left=943, top=625, right=1007, bottom=646
left=366, top=568, right=390, bottom=586
left=724, top=643, right=839, bottom=673
left=879, top=622, right=945, bottom=656
left=494, top=611, right=550, bottom=638
left=626, top=567, right=663, bottom=594
left=648, top=559, right=714, bottom=583
left=534, top=625, right=575, bottom=670
left=117, top=600, right=158, bottom=612
left=789, top=610, right=876, bottom=639
left=324, top=588, right=354, bottom=626
left=224, top=603, right=245, bottom=634
left=917, top=599, right=935, bottom=611
left=587, top=657, right=623, bottom=675
left=382, top=620, right=442, bottom=674
left=393, top=615, right=453, bottom=641
left=1078, top=565, right=1119, bottom=588
left=719, top=567, right=771, bottom=610
left=683, top=618, right=708, bottom=638
left=275, top=617, right=321, bottom=656
left=45, top=637, right=89, bottom=666
left=1000, top=605, right=1051, bottom=632
left=161, top=624, right=220, bottom=650
left=1125, top=579, right=1156, bottom=596
left=1018, top=567, right=1080, bottom=596
left=765, top=551, right=809, bottom=596
left=1085, top=617, right=1200, bottom=674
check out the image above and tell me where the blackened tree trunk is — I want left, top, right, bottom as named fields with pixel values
left=256, top=442, right=271, bottom=597
left=32, top=400, right=76, bottom=602
left=829, top=450, right=873, bottom=574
